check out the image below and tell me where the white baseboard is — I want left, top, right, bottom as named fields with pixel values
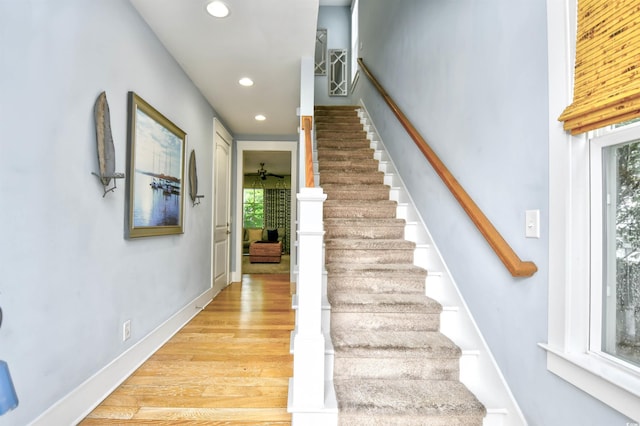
left=29, top=288, right=215, bottom=426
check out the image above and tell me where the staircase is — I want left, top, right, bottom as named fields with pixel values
left=316, top=105, right=486, bottom=425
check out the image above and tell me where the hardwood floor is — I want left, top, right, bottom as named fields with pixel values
left=80, top=274, right=295, bottom=425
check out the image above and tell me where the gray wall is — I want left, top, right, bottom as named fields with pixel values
left=355, top=1, right=630, bottom=425
left=0, top=0, right=217, bottom=424
left=315, top=6, right=354, bottom=105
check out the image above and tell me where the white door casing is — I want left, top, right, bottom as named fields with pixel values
left=212, top=119, right=232, bottom=294
left=233, top=141, right=297, bottom=283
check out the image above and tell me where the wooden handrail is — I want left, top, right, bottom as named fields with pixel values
left=302, top=115, right=314, bottom=188
left=358, top=58, right=537, bottom=278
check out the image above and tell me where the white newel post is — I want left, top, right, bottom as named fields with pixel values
left=292, top=187, right=327, bottom=409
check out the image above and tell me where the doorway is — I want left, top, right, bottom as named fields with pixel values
left=233, top=141, right=297, bottom=282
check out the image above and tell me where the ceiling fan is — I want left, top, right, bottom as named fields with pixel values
left=251, top=162, right=284, bottom=180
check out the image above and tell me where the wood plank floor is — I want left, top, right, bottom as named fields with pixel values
left=80, top=274, right=295, bottom=425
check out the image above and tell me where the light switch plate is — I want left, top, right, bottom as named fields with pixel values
left=525, top=210, right=540, bottom=238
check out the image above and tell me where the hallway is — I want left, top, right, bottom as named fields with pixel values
left=80, top=274, right=295, bottom=424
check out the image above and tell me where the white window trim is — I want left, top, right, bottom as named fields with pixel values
left=350, top=0, right=359, bottom=91
left=544, top=0, right=640, bottom=420
left=589, top=125, right=640, bottom=365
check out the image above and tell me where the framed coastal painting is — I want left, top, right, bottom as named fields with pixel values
left=126, top=92, right=186, bottom=238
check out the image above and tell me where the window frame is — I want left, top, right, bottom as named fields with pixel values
left=589, top=124, right=640, bottom=370
left=545, top=0, right=640, bottom=419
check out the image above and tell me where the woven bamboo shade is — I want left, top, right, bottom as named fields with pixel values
left=559, top=0, right=640, bottom=135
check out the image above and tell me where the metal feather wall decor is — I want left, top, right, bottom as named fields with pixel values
left=189, top=149, right=204, bottom=206
left=92, top=91, right=124, bottom=197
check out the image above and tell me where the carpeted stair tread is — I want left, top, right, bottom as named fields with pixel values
left=316, top=127, right=367, bottom=132
left=326, top=252, right=414, bottom=265
left=317, top=130, right=367, bottom=139
left=325, top=238, right=415, bottom=250
left=319, top=170, right=382, bottom=178
left=322, top=182, right=390, bottom=189
left=322, top=183, right=389, bottom=189
left=326, top=262, right=427, bottom=275
left=317, top=140, right=371, bottom=149
left=314, top=115, right=359, bottom=122
left=324, top=218, right=406, bottom=239
left=325, top=192, right=391, bottom=201
left=334, top=379, right=486, bottom=424
left=315, top=106, right=359, bottom=114
left=324, top=200, right=398, bottom=209
left=327, top=264, right=428, bottom=294
left=315, top=105, right=360, bottom=109
left=324, top=200, right=397, bottom=219
left=320, top=173, right=385, bottom=185
left=318, top=151, right=375, bottom=162
left=329, top=292, right=442, bottom=313
left=328, top=280, right=426, bottom=295
left=315, top=112, right=359, bottom=116
left=323, top=184, right=390, bottom=200
left=324, top=199, right=396, bottom=208
left=325, top=239, right=416, bottom=264
left=317, top=135, right=368, bottom=140
left=324, top=217, right=405, bottom=227
left=316, top=141, right=369, bottom=147
left=332, top=329, right=461, bottom=358
left=333, top=357, right=460, bottom=383
left=317, top=139, right=369, bottom=145
left=320, top=177, right=385, bottom=186
left=317, top=152, right=372, bottom=160
left=318, top=160, right=379, bottom=171
left=317, top=147, right=373, bottom=156
left=314, top=113, right=360, bottom=118
left=319, top=167, right=381, bottom=174
left=316, top=124, right=362, bottom=132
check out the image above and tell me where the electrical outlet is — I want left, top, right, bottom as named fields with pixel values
left=123, top=320, right=131, bottom=342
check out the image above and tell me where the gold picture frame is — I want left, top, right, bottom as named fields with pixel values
left=125, top=92, right=186, bottom=238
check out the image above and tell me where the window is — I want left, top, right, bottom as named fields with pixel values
left=590, top=125, right=640, bottom=369
left=329, top=49, right=348, bottom=97
left=315, top=29, right=327, bottom=76
left=243, top=188, right=263, bottom=228
left=545, top=0, right=640, bottom=419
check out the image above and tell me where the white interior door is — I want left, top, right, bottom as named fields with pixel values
left=213, top=119, right=231, bottom=294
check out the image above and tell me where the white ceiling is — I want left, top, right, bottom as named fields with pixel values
left=243, top=151, right=292, bottom=177
left=129, top=0, right=350, bottom=137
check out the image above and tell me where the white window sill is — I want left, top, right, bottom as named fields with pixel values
left=540, top=343, right=640, bottom=421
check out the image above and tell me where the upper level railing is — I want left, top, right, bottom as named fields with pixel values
left=358, top=58, right=537, bottom=278
left=302, top=115, right=314, bottom=188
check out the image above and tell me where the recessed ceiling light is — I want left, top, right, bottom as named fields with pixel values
left=206, top=1, right=230, bottom=18
left=239, top=77, right=254, bottom=87
left=255, top=114, right=266, bottom=121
